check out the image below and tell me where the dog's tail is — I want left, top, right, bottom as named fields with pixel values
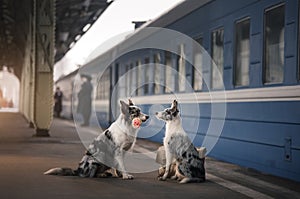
left=179, top=177, right=205, bottom=184
left=44, top=167, right=77, bottom=176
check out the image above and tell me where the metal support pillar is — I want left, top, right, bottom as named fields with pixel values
left=19, top=1, right=36, bottom=130
left=33, top=0, right=55, bottom=136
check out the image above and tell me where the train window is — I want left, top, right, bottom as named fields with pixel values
left=178, top=44, right=186, bottom=92
left=263, top=4, right=285, bottom=84
left=114, top=63, right=119, bottom=84
left=193, top=37, right=203, bottom=91
left=165, top=51, right=175, bottom=93
left=124, top=64, right=128, bottom=97
left=96, top=67, right=110, bottom=100
left=154, top=53, right=161, bottom=94
left=234, top=18, right=250, bottom=87
left=129, top=63, right=136, bottom=96
left=125, top=64, right=131, bottom=97
left=136, top=60, right=143, bottom=96
left=211, top=27, right=224, bottom=89
left=144, top=57, right=150, bottom=95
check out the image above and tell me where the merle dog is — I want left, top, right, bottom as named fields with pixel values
left=44, top=99, right=149, bottom=179
left=155, top=100, right=205, bottom=183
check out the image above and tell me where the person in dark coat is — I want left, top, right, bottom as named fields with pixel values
left=77, top=74, right=93, bottom=126
left=54, top=87, right=63, bottom=117
left=0, top=88, right=3, bottom=108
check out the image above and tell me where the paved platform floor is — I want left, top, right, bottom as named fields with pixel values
left=0, top=112, right=299, bottom=199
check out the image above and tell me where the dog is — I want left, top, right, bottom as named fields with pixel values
left=44, top=99, right=149, bottom=180
left=155, top=100, right=205, bottom=183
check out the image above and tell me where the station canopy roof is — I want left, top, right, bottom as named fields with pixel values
left=55, top=0, right=112, bottom=62
left=0, top=0, right=112, bottom=78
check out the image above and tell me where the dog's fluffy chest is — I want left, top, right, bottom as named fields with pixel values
left=113, top=130, right=136, bottom=151
left=108, top=117, right=138, bottom=151
left=164, top=123, right=192, bottom=157
left=164, top=122, right=184, bottom=142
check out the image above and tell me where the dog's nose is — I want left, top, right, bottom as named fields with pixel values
left=155, top=112, right=158, bottom=115
left=145, top=115, right=149, bottom=120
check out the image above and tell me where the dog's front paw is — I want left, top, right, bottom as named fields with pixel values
left=170, top=175, right=178, bottom=180
left=159, top=172, right=169, bottom=181
left=158, top=176, right=167, bottom=181
left=122, top=174, right=134, bottom=180
left=112, top=169, right=122, bottom=178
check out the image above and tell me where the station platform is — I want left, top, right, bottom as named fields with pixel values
left=0, top=112, right=299, bottom=199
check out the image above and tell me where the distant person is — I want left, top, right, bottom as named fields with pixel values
left=54, top=87, right=63, bottom=117
left=0, top=88, right=7, bottom=108
left=77, top=74, right=93, bottom=126
left=8, top=99, right=13, bottom=108
left=0, top=88, right=2, bottom=108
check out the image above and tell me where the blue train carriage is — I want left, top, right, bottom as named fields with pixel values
left=107, top=0, right=299, bottom=182
left=57, top=0, right=300, bottom=182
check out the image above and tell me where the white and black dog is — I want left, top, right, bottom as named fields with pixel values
left=44, top=99, right=149, bottom=180
left=155, top=100, right=205, bottom=183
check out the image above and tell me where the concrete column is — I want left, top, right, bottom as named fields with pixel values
left=33, top=0, right=55, bottom=136
left=20, top=2, right=36, bottom=129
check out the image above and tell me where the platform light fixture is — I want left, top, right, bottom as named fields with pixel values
left=82, top=23, right=91, bottom=32
left=75, top=34, right=81, bottom=41
left=69, top=42, right=75, bottom=49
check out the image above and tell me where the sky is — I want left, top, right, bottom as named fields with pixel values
left=54, top=0, right=184, bottom=81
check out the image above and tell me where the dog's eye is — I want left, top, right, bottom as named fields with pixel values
left=130, top=108, right=140, bottom=115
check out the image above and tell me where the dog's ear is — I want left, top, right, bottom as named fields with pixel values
left=171, top=100, right=178, bottom=110
left=171, top=100, right=179, bottom=116
left=120, top=100, right=129, bottom=114
left=128, top=99, right=134, bottom=106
